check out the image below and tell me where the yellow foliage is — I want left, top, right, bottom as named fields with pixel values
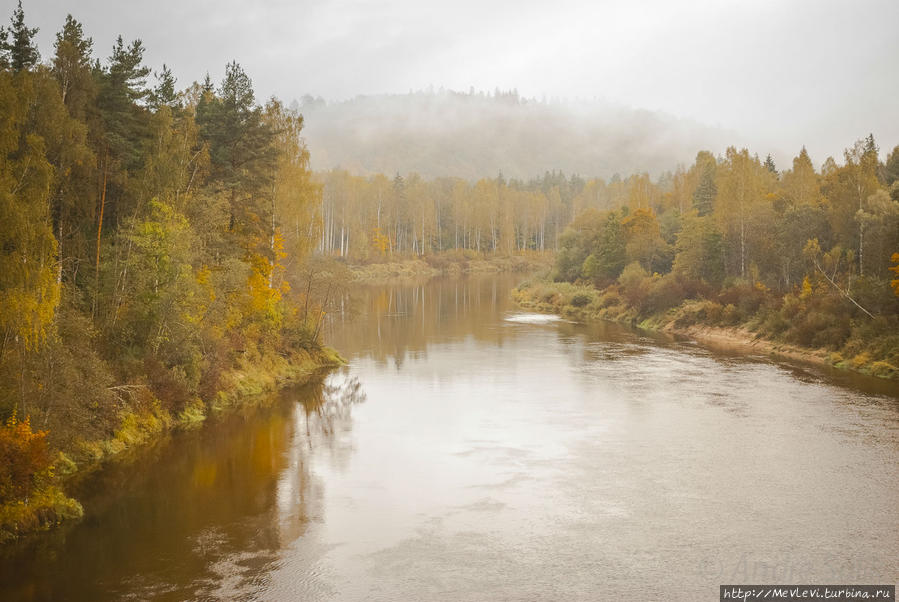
left=372, top=227, right=390, bottom=255
left=800, top=276, right=813, bottom=300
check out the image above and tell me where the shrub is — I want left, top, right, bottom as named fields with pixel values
left=618, top=262, right=651, bottom=311
left=672, top=300, right=724, bottom=328
left=779, top=293, right=802, bottom=319
left=570, top=292, right=593, bottom=308
left=721, top=303, right=743, bottom=326
left=757, top=308, right=790, bottom=337
left=869, top=361, right=898, bottom=378
left=718, top=281, right=768, bottom=316
left=599, top=290, right=622, bottom=308
left=645, top=273, right=686, bottom=314
left=0, top=412, right=51, bottom=504
left=786, top=309, right=850, bottom=348
left=850, top=352, right=871, bottom=370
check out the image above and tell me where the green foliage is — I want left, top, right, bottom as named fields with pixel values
left=0, top=485, right=82, bottom=542
left=52, top=15, right=94, bottom=118
left=622, top=208, right=672, bottom=273
left=644, top=273, right=686, bottom=314
left=1, top=2, right=39, bottom=72
left=673, top=214, right=724, bottom=286
left=582, top=212, right=627, bottom=283
left=884, top=146, right=899, bottom=187
left=691, top=151, right=717, bottom=216
left=0, top=70, right=61, bottom=353
left=196, top=61, right=277, bottom=258
left=570, top=293, right=592, bottom=307
left=618, top=262, right=651, bottom=309
left=0, top=6, right=335, bottom=524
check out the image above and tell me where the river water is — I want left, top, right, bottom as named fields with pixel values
left=2, top=274, right=897, bottom=601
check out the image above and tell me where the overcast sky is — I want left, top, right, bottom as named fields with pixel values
left=15, top=0, right=899, bottom=166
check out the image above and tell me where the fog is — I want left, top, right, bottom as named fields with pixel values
left=19, top=0, right=899, bottom=176
left=300, top=90, right=738, bottom=179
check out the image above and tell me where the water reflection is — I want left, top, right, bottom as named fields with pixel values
left=0, top=371, right=366, bottom=602
left=1, top=274, right=897, bottom=601
left=325, top=275, right=522, bottom=367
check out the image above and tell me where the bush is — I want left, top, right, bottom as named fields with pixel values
left=645, top=273, right=686, bottom=314
left=0, top=485, right=83, bottom=542
left=672, top=300, right=724, bottom=327
left=618, top=262, right=651, bottom=311
left=869, top=361, right=898, bottom=378
left=779, top=293, right=802, bottom=319
left=0, top=412, right=51, bottom=504
left=785, top=310, right=849, bottom=348
left=718, top=281, right=768, bottom=316
left=757, top=307, right=790, bottom=336
left=599, top=290, right=622, bottom=308
left=570, top=292, right=593, bottom=308
left=721, top=303, right=743, bottom=326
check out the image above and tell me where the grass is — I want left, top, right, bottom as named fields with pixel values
left=0, top=344, right=344, bottom=544
left=350, top=252, right=552, bottom=281
left=0, top=486, right=83, bottom=544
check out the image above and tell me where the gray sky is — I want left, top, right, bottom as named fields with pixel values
left=17, top=0, right=899, bottom=167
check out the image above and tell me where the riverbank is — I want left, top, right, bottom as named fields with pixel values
left=512, top=279, right=899, bottom=380
left=349, top=252, right=552, bottom=281
left=0, top=346, right=344, bottom=544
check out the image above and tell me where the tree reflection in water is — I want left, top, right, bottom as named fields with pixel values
left=301, top=369, right=367, bottom=441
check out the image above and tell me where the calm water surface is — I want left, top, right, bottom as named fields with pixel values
left=2, top=274, right=898, bottom=600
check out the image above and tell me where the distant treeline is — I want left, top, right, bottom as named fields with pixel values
left=317, top=169, right=583, bottom=258
left=528, top=140, right=899, bottom=375
left=551, top=141, right=899, bottom=296
left=0, top=4, right=338, bottom=527
left=318, top=142, right=899, bottom=283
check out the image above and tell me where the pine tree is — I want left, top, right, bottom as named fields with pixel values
left=0, top=25, right=7, bottom=71
left=149, top=64, right=178, bottom=110
left=692, top=164, right=717, bottom=216
left=583, top=212, right=626, bottom=282
left=196, top=61, right=277, bottom=256
left=98, top=35, right=152, bottom=172
left=884, top=146, right=899, bottom=186
left=53, top=15, right=94, bottom=115
left=4, top=1, right=40, bottom=72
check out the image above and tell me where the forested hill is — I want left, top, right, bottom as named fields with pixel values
left=300, top=91, right=736, bottom=180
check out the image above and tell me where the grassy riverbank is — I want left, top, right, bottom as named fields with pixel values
left=0, top=346, right=343, bottom=544
left=349, top=251, right=552, bottom=281
left=513, top=278, right=899, bottom=380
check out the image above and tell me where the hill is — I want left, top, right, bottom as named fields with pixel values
left=299, top=90, right=737, bottom=180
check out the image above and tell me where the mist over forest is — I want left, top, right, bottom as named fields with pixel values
left=299, top=90, right=738, bottom=180
left=2, top=2, right=899, bottom=588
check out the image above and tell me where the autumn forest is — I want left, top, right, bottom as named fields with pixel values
left=1, top=3, right=898, bottom=544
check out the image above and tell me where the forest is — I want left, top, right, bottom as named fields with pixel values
left=514, top=141, right=899, bottom=378
left=0, top=5, right=341, bottom=537
left=1, top=1, right=898, bottom=540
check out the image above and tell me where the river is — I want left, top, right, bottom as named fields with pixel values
left=2, top=274, right=897, bottom=601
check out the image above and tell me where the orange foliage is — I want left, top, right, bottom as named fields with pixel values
left=0, top=412, right=51, bottom=503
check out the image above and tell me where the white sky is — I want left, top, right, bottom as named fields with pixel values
left=16, top=0, right=899, bottom=166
